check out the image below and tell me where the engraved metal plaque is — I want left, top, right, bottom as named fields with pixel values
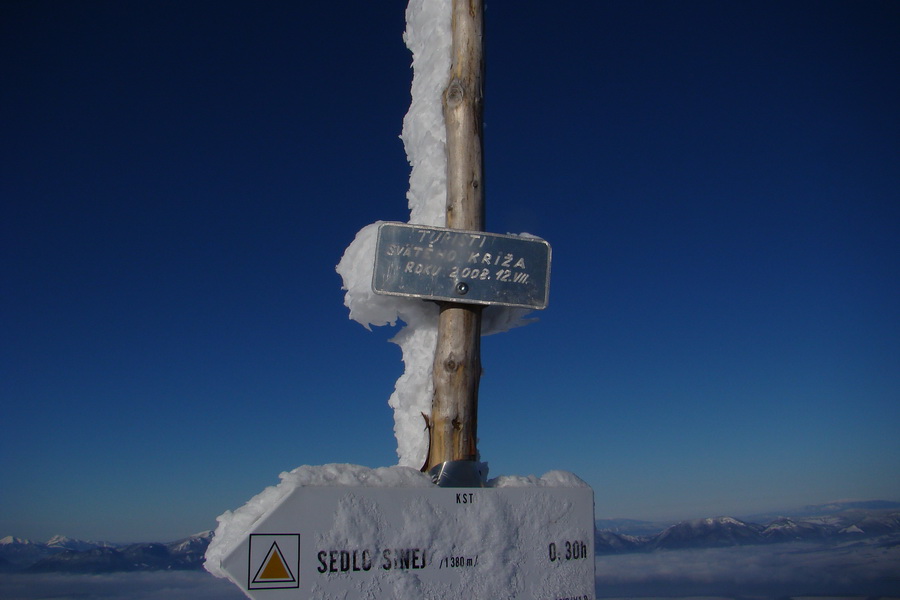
left=373, top=222, right=551, bottom=309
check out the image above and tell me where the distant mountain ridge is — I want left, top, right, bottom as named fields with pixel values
left=45, top=534, right=116, bottom=552
left=0, top=532, right=211, bottom=573
left=5, top=501, right=899, bottom=572
left=595, top=501, right=900, bottom=554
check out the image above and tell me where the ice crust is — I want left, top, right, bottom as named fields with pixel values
left=206, top=1, right=572, bottom=583
left=336, top=0, right=535, bottom=469
left=335, top=0, right=452, bottom=468
left=205, top=465, right=432, bottom=578
left=204, top=464, right=587, bottom=579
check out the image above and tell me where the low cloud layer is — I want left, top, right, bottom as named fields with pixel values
left=595, top=540, right=900, bottom=597
left=2, top=540, right=899, bottom=600
left=0, top=571, right=244, bottom=600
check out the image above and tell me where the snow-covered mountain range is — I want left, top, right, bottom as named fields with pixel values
left=0, top=532, right=212, bottom=573
left=4, top=501, right=898, bottom=573
left=595, top=500, right=900, bottom=554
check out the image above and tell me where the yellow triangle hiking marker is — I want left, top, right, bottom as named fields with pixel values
left=253, top=541, right=295, bottom=583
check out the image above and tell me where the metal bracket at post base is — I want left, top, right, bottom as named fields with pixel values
left=428, top=460, right=486, bottom=487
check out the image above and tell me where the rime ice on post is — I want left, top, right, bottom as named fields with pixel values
left=205, top=2, right=595, bottom=598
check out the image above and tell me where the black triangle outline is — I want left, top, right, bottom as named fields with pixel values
left=252, top=540, right=296, bottom=584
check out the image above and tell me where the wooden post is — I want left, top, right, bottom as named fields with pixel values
left=425, top=0, right=485, bottom=473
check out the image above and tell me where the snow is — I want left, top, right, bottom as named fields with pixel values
left=205, top=464, right=431, bottom=578
left=207, top=4, right=584, bottom=593
left=45, top=535, right=70, bottom=546
left=204, top=464, right=588, bottom=582
left=0, top=536, right=29, bottom=545
left=401, top=0, right=452, bottom=227
left=336, top=0, right=535, bottom=469
left=334, top=0, right=450, bottom=469
left=490, top=470, right=589, bottom=488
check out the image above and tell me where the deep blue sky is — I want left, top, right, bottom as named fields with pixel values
left=2, top=1, right=898, bottom=543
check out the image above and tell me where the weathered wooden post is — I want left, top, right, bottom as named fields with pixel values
left=425, top=0, right=485, bottom=475
left=208, top=5, right=595, bottom=598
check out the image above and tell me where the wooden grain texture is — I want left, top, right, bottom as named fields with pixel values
left=444, top=0, right=484, bottom=232
left=425, top=0, right=485, bottom=472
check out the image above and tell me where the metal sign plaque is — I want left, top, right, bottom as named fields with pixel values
left=214, top=485, right=595, bottom=600
left=373, top=222, right=551, bottom=309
